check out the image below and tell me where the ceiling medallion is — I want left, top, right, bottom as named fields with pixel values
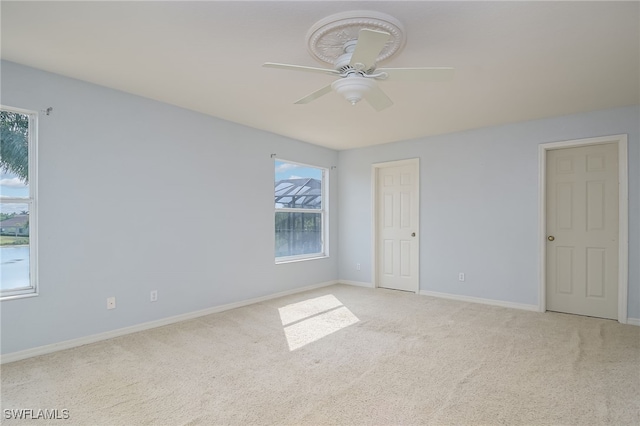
left=306, top=10, right=406, bottom=66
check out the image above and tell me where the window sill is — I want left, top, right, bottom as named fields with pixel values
left=276, top=254, right=329, bottom=265
left=1, top=291, right=38, bottom=302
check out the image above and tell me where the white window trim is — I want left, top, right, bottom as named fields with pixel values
left=275, top=159, right=328, bottom=264
left=1, top=105, right=38, bottom=301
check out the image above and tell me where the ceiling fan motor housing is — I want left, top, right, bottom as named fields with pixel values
left=335, top=40, right=360, bottom=73
left=334, top=41, right=375, bottom=74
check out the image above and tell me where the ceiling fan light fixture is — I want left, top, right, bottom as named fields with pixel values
left=331, top=76, right=375, bottom=105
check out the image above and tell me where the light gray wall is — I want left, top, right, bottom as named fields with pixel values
left=338, top=106, right=639, bottom=318
left=0, top=61, right=339, bottom=354
left=2, top=60, right=638, bottom=356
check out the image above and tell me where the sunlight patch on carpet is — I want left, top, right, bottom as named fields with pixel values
left=278, top=295, right=359, bottom=351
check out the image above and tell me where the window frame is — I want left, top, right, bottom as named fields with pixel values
left=1, top=105, right=38, bottom=300
left=275, top=159, right=328, bottom=264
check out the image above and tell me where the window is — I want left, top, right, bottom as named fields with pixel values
left=1, top=106, right=37, bottom=299
left=275, top=160, right=327, bottom=262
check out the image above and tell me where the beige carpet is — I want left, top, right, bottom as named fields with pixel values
left=1, top=284, right=639, bottom=425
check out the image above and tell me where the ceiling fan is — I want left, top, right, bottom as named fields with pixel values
left=263, top=22, right=454, bottom=112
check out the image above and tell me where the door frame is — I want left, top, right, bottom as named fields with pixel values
left=538, top=134, right=628, bottom=323
left=371, top=158, right=420, bottom=293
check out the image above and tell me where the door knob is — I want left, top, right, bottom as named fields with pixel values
left=547, top=236, right=555, bottom=241
left=411, top=232, right=416, bottom=237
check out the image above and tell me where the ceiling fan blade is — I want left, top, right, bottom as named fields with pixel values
left=263, top=62, right=340, bottom=76
left=376, top=67, right=455, bottom=82
left=294, top=84, right=333, bottom=104
left=349, top=29, right=391, bottom=70
left=365, top=84, right=393, bottom=112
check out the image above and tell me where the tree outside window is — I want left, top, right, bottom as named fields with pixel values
left=1, top=107, right=37, bottom=298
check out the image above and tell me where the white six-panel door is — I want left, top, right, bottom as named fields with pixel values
left=546, top=143, right=619, bottom=319
left=375, top=160, right=419, bottom=292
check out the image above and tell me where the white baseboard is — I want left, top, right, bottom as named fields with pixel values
left=1, top=280, right=338, bottom=364
left=419, top=290, right=539, bottom=312
left=626, top=318, right=640, bottom=326
left=339, top=280, right=374, bottom=288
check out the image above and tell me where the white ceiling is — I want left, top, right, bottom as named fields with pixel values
left=2, top=1, right=639, bottom=150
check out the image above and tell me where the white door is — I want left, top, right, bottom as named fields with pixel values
left=376, top=160, right=419, bottom=292
left=546, top=143, right=619, bottom=319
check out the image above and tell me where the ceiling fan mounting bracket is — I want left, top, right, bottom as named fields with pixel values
left=306, top=10, right=406, bottom=67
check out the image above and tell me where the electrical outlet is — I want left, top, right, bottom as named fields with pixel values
left=458, top=273, right=465, bottom=282
left=150, top=290, right=158, bottom=302
left=107, top=297, right=116, bottom=310
left=356, top=263, right=361, bottom=271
